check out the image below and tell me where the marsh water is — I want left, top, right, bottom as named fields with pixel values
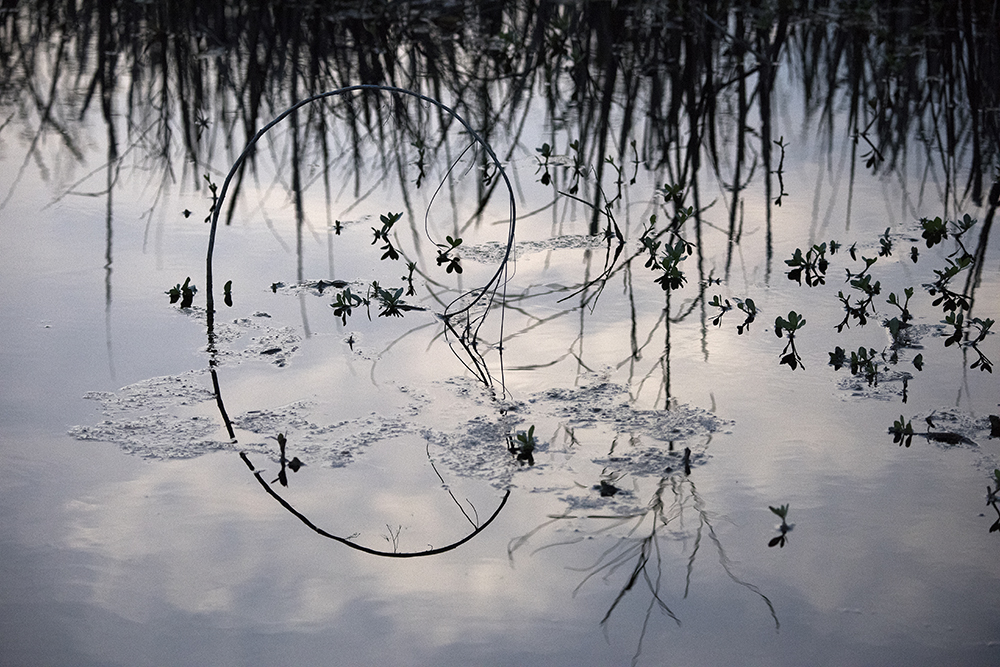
left=2, top=2, right=999, bottom=665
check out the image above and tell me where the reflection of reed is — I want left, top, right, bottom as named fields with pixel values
left=509, top=471, right=778, bottom=663
left=3, top=1, right=996, bottom=223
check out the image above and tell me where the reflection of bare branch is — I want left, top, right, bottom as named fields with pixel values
left=239, top=450, right=510, bottom=559
left=426, top=441, right=478, bottom=530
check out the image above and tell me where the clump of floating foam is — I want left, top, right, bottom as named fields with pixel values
left=837, top=369, right=913, bottom=401
left=534, top=378, right=728, bottom=445
left=172, top=307, right=301, bottom=367
left=422, top=375, right=728, bottom=495
left=69, top=365, right=729, bottom=505
left=69, top=370, right=227, bottom=458
left=461, top=234, right=608, bottom=265
left=235, top=404, right=416, bottom=468
left=423, top=412, right=523, bottom=488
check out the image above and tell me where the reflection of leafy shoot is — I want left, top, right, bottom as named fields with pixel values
left=402, top=261, right=417, bottom=296
left=331, top=287, right=365, bottom=325
left=708, top=296, right=757, bottom=334
left=411, top=138, right=427, bottom=188
left=652, top=239, right=692, bottom=291
left=203, top=173, right=219, bottom=223
left=886, top=287, right=913, bottom=324
left=785, top=243, right=830, bottom=286
left=508, top=425, right=537, bottom=466
left=639, top=225, right=661, bottom=268
left=774, top=311, right=806, bottom=370
left=988, top=470, right=1000, bottom=511
left=708, top=295, right=732, bottom=327
left=969, top=318, right=996, bottom=346
left=855, top=98, right=885, bottom=170
left=223, top=280, right=233, bottom=307
left=735, top=298, right=757, bottom=334
left=772, top=136, right=790, bottom=206
left=889, top=416, right=914, bottom=447
left=270, top=432, right=303, bottom=487
left=920, top=216, right=947, bottom=247
left=768, top=504, right=792, bottom=548
left=371, top=211, right=403, bottom=261
left=926, top=255, right=974, bottom=313
left=835, top=257, right=881, bottom=332
left=878, top=228, right=893, bottom=257
left=658, top=182, right=684, bottom=204
left=943, top=311, right=966, bottom=348
left=536, top=142, right=552, bottom=186
left=946, top=315, right=995, bottom=373
left=435, top=235, right=463, bottom=274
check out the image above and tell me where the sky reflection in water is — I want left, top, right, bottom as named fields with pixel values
left=1, top=1, right=999, bottom=665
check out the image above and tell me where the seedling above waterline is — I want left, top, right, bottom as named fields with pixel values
left=166, top=277, right=197, bottom=308
left=768, top=504, right=793, bottom=548
left=508, top=425, right=538, bottom=466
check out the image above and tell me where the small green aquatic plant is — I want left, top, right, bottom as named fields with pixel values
left=785, top=242, right=830, bottom=286
left=708, top=295, right=733, bottom=327
left=223, top=280, right=233, bottom=307
left=331, top=287, right=365, bottom=325
left=369, top=282, right=425, bottom=318
left=710, top=295, right=759, bottom=334
left=508, top=425, right=537, bottom=465
left=889, top=416, right=914, bottom=447
left=835, top=256, right=882, bottom=332
left=774, top=310, right=806, bottom=370
left=828, top=346, right=882, bottom=386
left=166, top=277, right=197, bottom=308
left=652, top=239, right=692, bottom=291
left=270, top=432, right=303, bottom=487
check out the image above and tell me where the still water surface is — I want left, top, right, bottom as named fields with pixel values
left=1, top=2, right=999, bottom=665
